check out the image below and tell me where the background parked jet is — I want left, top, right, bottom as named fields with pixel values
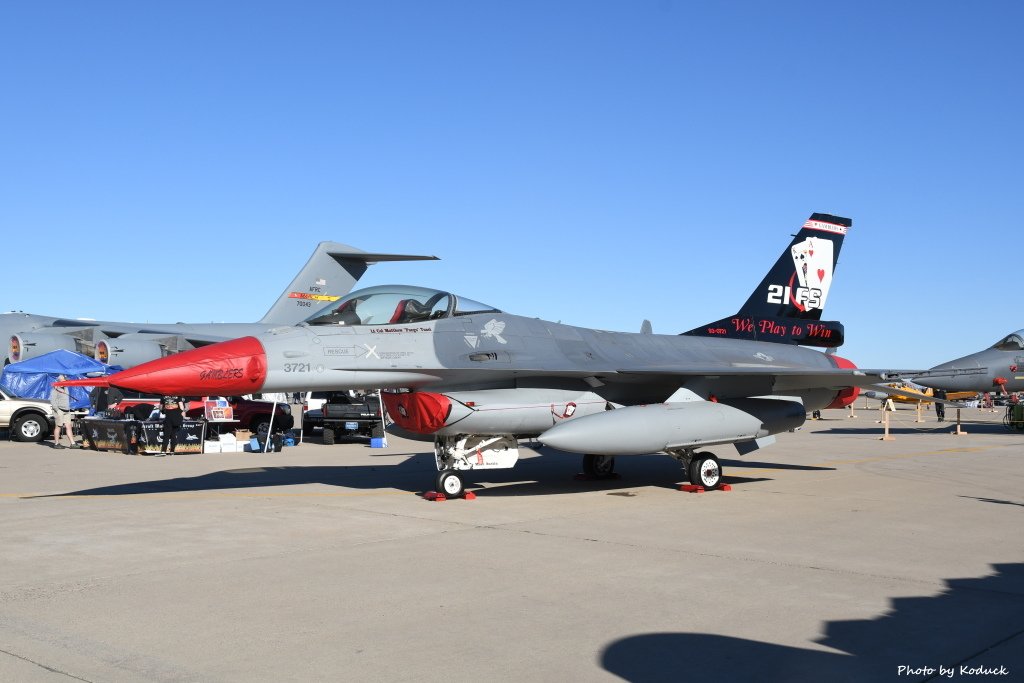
left=3, top=243, right=436, bottom=369
left=915, top=329, right=1024, bottom=395
left=66, top=213, right=923, bottom=496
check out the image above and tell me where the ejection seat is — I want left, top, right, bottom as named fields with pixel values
left=389, top=299, right=432, bottom=324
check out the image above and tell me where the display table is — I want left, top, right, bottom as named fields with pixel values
left=81, top=418, right=206, bottom=454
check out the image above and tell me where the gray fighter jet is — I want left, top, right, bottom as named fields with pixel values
left=65, top=213, right=918, bottom=496
left=915, top=329, right=1024, bottom=395
left=3, top=243, right=436, bottom=368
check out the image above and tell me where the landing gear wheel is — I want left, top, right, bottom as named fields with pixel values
left=436, top=470, right=464, bottom=498
left=688, top=453, right=722, bottom=489
left=582, top=453, right=616, bottom=478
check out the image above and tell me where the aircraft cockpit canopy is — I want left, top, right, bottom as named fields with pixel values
left=991, top=330, right=1024, bottom=351
left=304, top=285, right=501, bottom=326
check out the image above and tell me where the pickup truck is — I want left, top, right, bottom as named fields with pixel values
left=0, top=388, right=55, bottom=442
left=302, top=391, right=384, bottom=444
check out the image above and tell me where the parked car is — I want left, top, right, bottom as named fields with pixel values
left=116, top=395, right=293, bottom=438
left=0, top=388, right=55, bottom=442
left=302, top=391, right=383, bottom=444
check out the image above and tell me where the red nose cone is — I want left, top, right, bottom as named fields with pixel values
left=70, top=336, right=268, bottom=396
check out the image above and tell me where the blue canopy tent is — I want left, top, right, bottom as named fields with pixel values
left=0, top=350, right=122, bottom=410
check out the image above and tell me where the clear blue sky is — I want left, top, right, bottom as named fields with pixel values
left=2, top=1, right=1021, bottom=369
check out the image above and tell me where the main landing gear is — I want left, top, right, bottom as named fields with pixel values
left=581, top=453, right=616, bottom=478
left=670, top=448, right=723, bottom=489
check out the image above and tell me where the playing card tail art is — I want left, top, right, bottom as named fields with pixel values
left=682, top=212, right=850, bottom=347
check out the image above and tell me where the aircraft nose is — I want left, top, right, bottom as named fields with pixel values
left=79, top=336, right=268, bottom=396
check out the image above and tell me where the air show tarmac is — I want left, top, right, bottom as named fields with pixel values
left=2, top=407, right=1022, bottom=682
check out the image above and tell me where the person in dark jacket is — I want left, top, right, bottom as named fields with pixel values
left=89, top=386, right=124, bottom=414
left=159, top=396, right=186, bottom=455
left=934, top=389, right=946, bottom=422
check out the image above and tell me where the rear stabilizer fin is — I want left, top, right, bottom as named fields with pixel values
left=682, top=212, right=850, bottom=347
left=259, top=242, right=439, bottom=325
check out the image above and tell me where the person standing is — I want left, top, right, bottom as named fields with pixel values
left=159, top=396, right=186, bottom=455
left=89, top=385, right=124, bottom=415
left=934, top=389, right=946, bottom=422
left=49, top=376, right=77, bottom=449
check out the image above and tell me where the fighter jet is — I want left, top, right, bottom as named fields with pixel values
left=3, top=243, right=436, bottom=368
left=64, top=213, right=916, bottom=496
left=915, top=329, right=1024, bottom=395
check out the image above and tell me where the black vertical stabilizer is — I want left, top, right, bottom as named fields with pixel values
left=682, top=213, right=850, bottom=347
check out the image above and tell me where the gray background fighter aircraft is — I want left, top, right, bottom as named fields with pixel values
left=67, top=213, right=924, bottom=496
left=915, top=329, right=1024, bottom=395
left=3, top=243, right=436, bottom=369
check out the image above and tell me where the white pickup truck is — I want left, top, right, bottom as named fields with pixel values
left=0, top=388, right=55, bottom=442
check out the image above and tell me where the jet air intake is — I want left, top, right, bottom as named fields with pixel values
left=383, top=388, right=611, bottom=437
left=539, top=397, right=805, bottom=456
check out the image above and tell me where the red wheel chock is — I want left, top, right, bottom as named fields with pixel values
left=422, top=490, right=476, bottom=501
left=679, top=484, right=732, bottom=493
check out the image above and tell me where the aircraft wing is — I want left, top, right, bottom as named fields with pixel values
left=615, top=366, right=915, bottom=391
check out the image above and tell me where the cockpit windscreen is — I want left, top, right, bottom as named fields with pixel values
left=304, top=285, right=500, bottom=326
left=991, top=330, right=1024, bottom=351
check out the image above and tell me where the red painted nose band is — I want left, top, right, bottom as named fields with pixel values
left=61, top=336, right=269, bottom=396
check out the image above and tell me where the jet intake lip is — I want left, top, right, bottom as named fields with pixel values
left=826, top=353, right=861, bottom=408
left=80, top=336, right=268, bottom=396
left=381, top=391, right=452, bottom=434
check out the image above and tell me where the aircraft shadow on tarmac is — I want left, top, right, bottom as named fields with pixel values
left=821, top=421, right=1018, bottom=437
left=32, top=449, right=833, bottom=499
left=600, top=562, right=1024, bottom=682
left=958, top=495, right=1024, bottom=509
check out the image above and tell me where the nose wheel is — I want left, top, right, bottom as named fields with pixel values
left=688, top=453, right=722, bottom=489
left=436, top=470, right=465, bottom=498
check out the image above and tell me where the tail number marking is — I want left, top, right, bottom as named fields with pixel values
left=767, top=284, right=822, bottom=309
left=283, top=363, right=311, bottom=373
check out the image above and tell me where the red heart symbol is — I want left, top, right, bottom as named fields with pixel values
left=808, top=249, right=814, bottom=256
left=817, top=269, right=825, bottom=281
